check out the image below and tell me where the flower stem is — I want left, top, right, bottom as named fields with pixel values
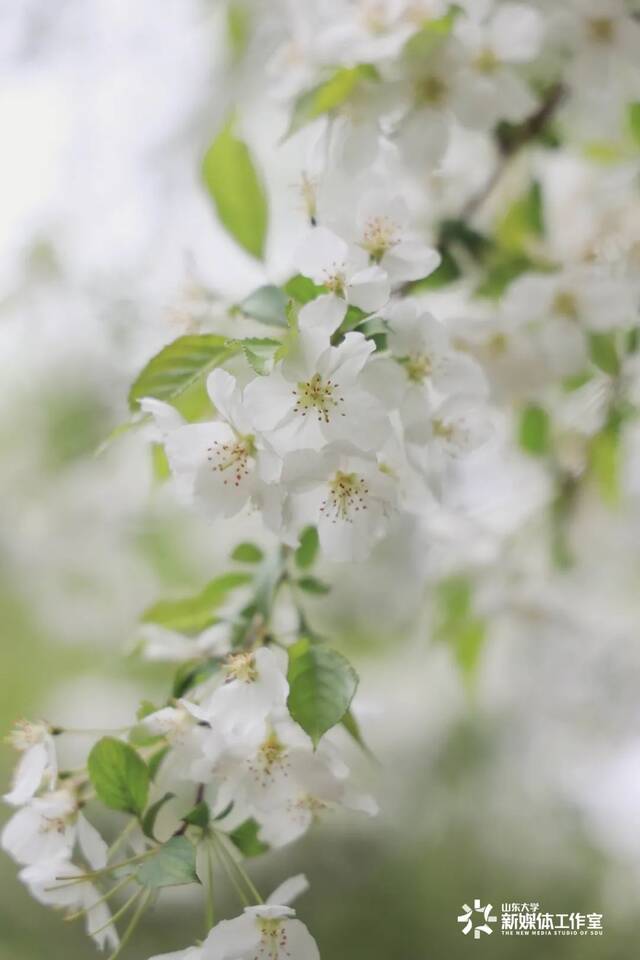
left=214, top=831, right=263, bottom=905
left=88, top=887, right=142, bottom=938
left=106, top=889, right=152, bottom=960
left=65, top=875, right=131, bottom=922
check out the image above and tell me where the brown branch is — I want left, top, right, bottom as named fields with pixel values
left=461, top=82, right=566, bottom=221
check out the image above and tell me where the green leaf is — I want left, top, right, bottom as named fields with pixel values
left=240, top=337, right=281, bottom=375
left=341, top=708, right=374, bottom=758
left=439, top=219, right=492, bottom=262
left=496, top=181, right=544, bottom=253
left=142, top=792, right=175, bottom=840
left=229, top=818, right=269, bottom=857
left=184, top=800, right=210, bottom=829
left=288, top=65, right=378, bottom=137
left=172, top=659, right=222, bottom=699
left=231, top=542, right=264, bottom=564
left=404, top=8, right=458, bottom=58
left=628, top=102, right=640, bottom=146
left=151, top=443, right=170, bottom=483
left=227, top=0, right=251, bottom=62
left=128, top=334, right=237, bottom=417
left=294, top=527, right=319, bottom=569
left=240, top=285, right=288, bottom=327
left=137, top=836, right=199, bottom=889
left=136, top=700, right=159, bottom=721
left=148, top=746, right=170, bottom=781
left=283, top=274, right=325, bottom=303
left=453, top=618, right=486, bottom=679
left=141, top=572, right=251, bottom=634
left=435, top=576, right=472, bottom=627
left=434, top=578, right=486, bottom=681
left=87, top=738, right=149, bottom=817
left=296, top=576, right=331, bottom=595
left=519, top=404, right=550, bottom=456
left=476, top=253, right=536, bottom=299
left=562, top=371, right=592, bottom=392
left=202, top=116, right=268, bottom=259
left=287, top=639, right=359, bottom=746
left=589, top=332, right=620, bottom=376
left=250, top=550, right=286, bottom=621
left=410, top=248, right=461, bottom=291
left=590, top=425, right=620, bottom=506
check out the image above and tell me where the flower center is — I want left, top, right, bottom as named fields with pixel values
left=207, top=435, right=255, bottom=487
left=41, top=816, right=68, bottom=835
left=248, top=733, right=290, bottom=786
left=432, top=418, right=455, bottom=441
left=361, top=215, right=400, bottom=261
left=360, top=0, right=388, bottom=33
left=474, top=49, right=499, bottom=74
left=488, top=332, right=508, bottom=355
left=259, top=733, right=287, bottom=771
left=225, top=651, right=257, bottom=683
left=588, top=17, right=614, bottom=43
left=258, top=919, right=289, bottom=960
left=293, top=373, right=345, bottom=424
left=401, top=352, right=432, bottom=383
left=320, top=471, right=370, bottom=523
left=416, top=74, right=447, bottom=105
left=553, top=290, right=578, bottom=319
left=295, top=794, right=328, bottom=815
left=322, top=268, right=347, bottom=296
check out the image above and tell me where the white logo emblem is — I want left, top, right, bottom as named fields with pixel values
left=458, top=899, right=497, bottom=939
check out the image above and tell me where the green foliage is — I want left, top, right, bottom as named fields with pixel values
left=518, top=403, right=550, bottom=456
left=240, top=337, right=282, bottom=375
left=136, top=836, right=199, bottom=889
left=184, top=800, right=210, bottom=829
left=142, top=792, right=175, bottom=840
left=476, top=253, right=535, bottom=299
left=172, top=658, right=221, bottom=698
left=251, top=550, right=286, bottom=620
left=227, top=0, right=251, bottom=62
left=410, top=248, right=461, bottom=292
left=296, top=576, right=331, bottom=595
left=341, top=708, right=372, bottom=756
left=148, top=746, right=170, bottom=781
left=496, top=182, right=544, bottom=253
left=240, top=285, right=288, bottom=327
left=403, top=8, right=458, bottom=58
left=231, top=542, right=264, bottom=564
left=87, top=738, right=149, bottom=817
left=128, top=334, right=237, bottom=418
left=283, top=274, right=325, bottom=303
left=628, top=102, right=640, bottom=146
left=141, top=572, right=251, bottom=634
left=590, top=424, right=620, bottom=507
left=294, top=526, right=319, bottom=569
left=589, top=332, right=620, bottom=376
left=435, top=577, right=486, bottom=681
left=287, top=65, right=378, bottom=137
left=151, top=443, right=170, bottom=482
left=287, top=639, right=359, bottom=746
left=202, top=117, right=268, bottom=259
left=229, top=818, right=269, bottom=857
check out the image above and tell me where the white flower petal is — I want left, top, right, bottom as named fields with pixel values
left=266, top=874, right=310, bottom=906
left=346, top=265, right=390, bottom=312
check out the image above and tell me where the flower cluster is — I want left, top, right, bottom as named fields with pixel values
left=5, top=0, right=640, bottom=957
